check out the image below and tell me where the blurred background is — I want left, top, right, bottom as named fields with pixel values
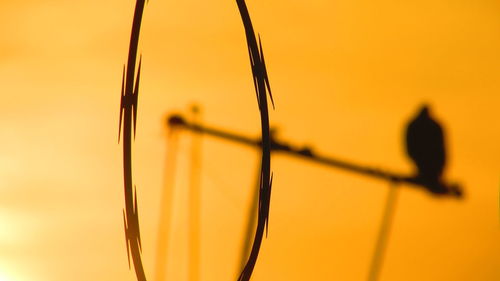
left=0, top=0, right=499, bottom=280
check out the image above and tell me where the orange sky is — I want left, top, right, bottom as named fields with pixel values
left=0, top=1, right=499, bottom=281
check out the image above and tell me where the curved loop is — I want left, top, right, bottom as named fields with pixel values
left=235, top=1, right=275, bottom=281
left=119, top=1, right=148, bottom=280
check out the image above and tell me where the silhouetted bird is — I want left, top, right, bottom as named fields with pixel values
left=405, top=105, right=446, bottom=192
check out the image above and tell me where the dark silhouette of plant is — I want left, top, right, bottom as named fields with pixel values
left=235, top=1, right=275, bottom=281
left=118, top=1, right=148, bottom=280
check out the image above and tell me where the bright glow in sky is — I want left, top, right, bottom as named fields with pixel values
left=0, top=1, right=499, bottom=281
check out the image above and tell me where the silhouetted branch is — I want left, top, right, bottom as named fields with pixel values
left=118, top=1, right=148, bottom=281
left=167, top=115, right=463, bottom=198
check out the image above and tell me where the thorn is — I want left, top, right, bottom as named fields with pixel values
left=258, top=172, right=264, bottom=214
left=133, top=186, right=138, bottom=214
left=247, top=44, right=261, bottom=109
left=133, top=186, right=142, bottom=252
left=258, top=36, right=274, bottom=109
left=265, top=173, right=273, bottom=238
left=133, top=56, right=142, bottom=139
left=118, top=65, right=126, bottom=143
left=123, top=209, right=131, bottom=269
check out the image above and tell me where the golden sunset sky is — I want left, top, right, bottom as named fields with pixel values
left=0, top=1, right=499, bottom=281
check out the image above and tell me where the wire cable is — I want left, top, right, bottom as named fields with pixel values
left=367, top=181, right=400, bottom=281
left=188, top=106, right=202, bottom=281
left=155, top=128, right=180, bottom=281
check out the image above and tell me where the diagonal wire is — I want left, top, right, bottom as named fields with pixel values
left=237, top=157, right=261, bottom=277
left=154, top=129, right=180, bottom=281
left=188, top=106, right=202, bottom=281
left=367, top=181, right=400, bottom=281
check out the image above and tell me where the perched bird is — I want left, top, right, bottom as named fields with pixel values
left=405, top=105, right=446, bottom=192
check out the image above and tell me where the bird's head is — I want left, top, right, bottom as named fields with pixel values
left=419, top=104, right=430, bottom=117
